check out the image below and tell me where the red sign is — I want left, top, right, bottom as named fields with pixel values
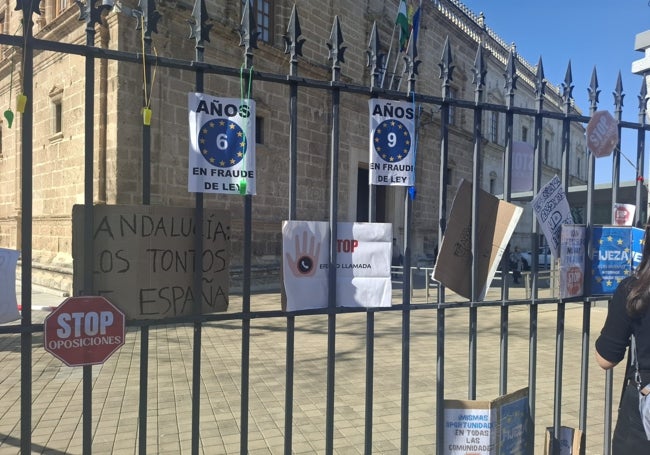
left=586, top=110, right=618, bottom=158
left=44, top=296, right=125, bottom=367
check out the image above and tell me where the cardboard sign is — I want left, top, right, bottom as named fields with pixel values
left=532, top=176, right=574, bottom=258
left=591, top=225, right=643, bottom=295
left=559, top=225, right=585, bottom=299
left=444, top=387, right=532, bottom=455
left=282, top=221, right=392, bottom=311
left=72, top=205, right=231, bottom=320
left=188, top=93, right=256, bottom=195
left=0, top=248, right=20, bottom=323
left=368, top=99, right=416, bottom=186
left=432, top=180, right=522, bottom=300
left=544, top=426, right=585, bottom=455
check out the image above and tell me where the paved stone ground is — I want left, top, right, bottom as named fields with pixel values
left=0, top=282, right=622, bottom=454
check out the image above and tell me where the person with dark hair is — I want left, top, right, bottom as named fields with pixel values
left=595, top=218, right=650, bottom=452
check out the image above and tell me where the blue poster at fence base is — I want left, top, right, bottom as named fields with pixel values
left=591, top=226, right=644, bottom=295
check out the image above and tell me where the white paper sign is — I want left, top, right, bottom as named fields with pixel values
left=612, top=203, right=636, bottom=226
left=282, top=221, right=392, bottom=311
left=444, top=407, right=496, bottom=454
left=188, top=93, right=256, bottom=195
left=532, top=176, right=574, bottom=258
left=560, top=225, right=585, bottom=299
left=0, top=248, right=20, bottom=324
left=369, top=99, right=416, bottom=186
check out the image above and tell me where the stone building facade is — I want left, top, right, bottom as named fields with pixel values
left=0, top=0, right=587, bottom=294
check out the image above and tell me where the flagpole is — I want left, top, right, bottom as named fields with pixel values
left=380, top=23, right=398, bottom=89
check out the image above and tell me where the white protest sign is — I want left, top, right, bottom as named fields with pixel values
left=612, top=203, right=635, bottom=226
left=369, top=99, right=416, bottom=186
left=560, top=225, right=585, bottom=299
left=188, top=93, right=256, bottom=195
left=532, top=176, right=574, bottom=258
left=0, top=248, right=20, bottom=323
left=282, top=221, right=392, bottom=311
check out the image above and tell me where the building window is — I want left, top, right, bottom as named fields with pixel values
left=544, top=139, right=550, bottom=164
left=55, top=0, right=69, bottom=16
left=446, top=167, right=453, bottom=186
left=49, top=86, right=63, bottom=139
left=242, top=0, right=273, bottom=44
left=489, top=172, right=497, bottom=194
left=489, top=111, right=498, bottom=143
left=521, top=126, right=528, bottom=143
left=577, top=156, right=581, bottom=176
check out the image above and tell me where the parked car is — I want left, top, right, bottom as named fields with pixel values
left=520, top=247, right=553, bottom=270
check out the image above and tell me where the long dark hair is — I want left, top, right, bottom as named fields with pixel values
left=628, top=218, right=650, bottom=316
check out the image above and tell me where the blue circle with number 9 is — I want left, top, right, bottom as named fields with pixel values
left=198, top=119, right=247, bottom=168
left=373, top=119, right=411, bottom=163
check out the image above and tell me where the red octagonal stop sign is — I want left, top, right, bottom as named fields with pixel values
left=586, top=110, right=618, bottom=158
left=44, top=296, right=125, bottom=367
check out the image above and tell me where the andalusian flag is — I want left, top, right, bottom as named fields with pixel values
left=396, top=0, right=422, bottom=53
left=396, top=0, right=409, bottom=52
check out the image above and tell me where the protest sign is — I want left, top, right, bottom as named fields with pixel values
left=532, top=176, right=574, bottom=258
left=591, top=225, right=643, bottom=295
left=612, top=203, right=635, bottom=226
left=72, top=205, right=231, bottom=320
left=188, top=93, right=256, bottom=195
left=369, top=99, right=416, bottom=186
left=282, top=221, right=392, bottom=311
left=432, top=180, right=522, bottom=300
left=444, top=387, right=532, bottom=454
left=0, top=248, right=20, bottom=323
left=559, top=225, right=585, bottom=299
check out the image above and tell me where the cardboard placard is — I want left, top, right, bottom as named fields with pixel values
left=72, top=205, right=231, bottom=320
left=432, top=180, right=522, bottom=300
left=444, top=387, right=532, bottom=454
left=544, top=426, right=585, bottom=455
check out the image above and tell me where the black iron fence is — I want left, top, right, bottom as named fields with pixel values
left=0, top=0, right=648, bottom=454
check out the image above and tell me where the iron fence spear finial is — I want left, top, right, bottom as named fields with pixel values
left=14, top=0, right=41, bottom=15
left=239, top=0, right=258, bottom=64
left=504, top=47, right=518, bottom=99
left=534, top=57, right=546, bottom=101
left=136, top=0, right=160, bottom=36
left=327, top=15, right=346, bottom=80
left=561, top=60, right=574, bottom=109
left=189, top=0, right=212, bottom=45
left=283, top=4, right=304, bottom=76
left=367, top=22, right=385, bottom=91
left=403, top=28, right=420, bottom=92
left=472, top=42, right=486, bottom=101
left=75, top=0, right=112, bottom=27
left=588, top=66, right=600, bottom=111
left=614, top=71, right=624, bottom=114
left=439, top=36, right=454, bottom=97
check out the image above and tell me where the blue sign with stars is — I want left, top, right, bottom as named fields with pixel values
left=368, top=99, right=416, bottom=186
left=591, top=226, right=644, bottom=295
left=188, top=93, right=256, bottom=195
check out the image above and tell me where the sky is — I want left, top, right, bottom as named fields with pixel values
left=458, top=0, right=650, bottom=185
